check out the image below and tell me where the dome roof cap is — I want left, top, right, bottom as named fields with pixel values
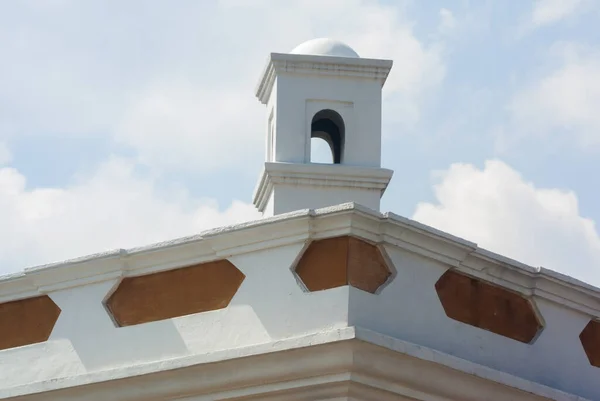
left=290, top=38, right=359, bottom=58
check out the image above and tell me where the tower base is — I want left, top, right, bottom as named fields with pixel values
left=253, top=162, right=393, bottom=217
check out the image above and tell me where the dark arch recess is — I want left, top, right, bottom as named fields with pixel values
left=311, top=109, right=345, bottom=164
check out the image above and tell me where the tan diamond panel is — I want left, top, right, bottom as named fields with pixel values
left=580, top=319, right=600, bottom=368
left=435, top=270, right=542, bottom=344
left=0, top=295, right=61, bottom=351
left=295, top=236, right=391, bottom=293
left=106, top=260, right=245, bottom=327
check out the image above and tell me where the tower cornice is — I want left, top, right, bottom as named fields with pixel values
left=255, top=53, right=393, bottom=105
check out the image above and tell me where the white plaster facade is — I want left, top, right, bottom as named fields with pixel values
left=0, top=40, right=599, bottom=401
left=253, top=39, right=393, bottom=215
left=1, top=204, right=599, bottom=400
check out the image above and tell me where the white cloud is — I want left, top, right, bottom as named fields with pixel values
left=0, top=1, right=446, bottom=171
left=532, top=0, right=585, bottom=27
left=0, top=158, right=260, bottom=273
left=115, top=0, right=446, bottom=163
left=0, top=143, right=11, bottom=166
left=507, top=45, right=600, bottom=147
left=515, top=0, right=590, bottom=37
left=0, top=1, right=450, bottom=273
left=413, top=160, right=600, bottom=286
left=438, top=8, right=457, bottom=35
left=115, top=85, right=264, bottom=172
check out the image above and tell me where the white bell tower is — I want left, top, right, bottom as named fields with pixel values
left=253, top=38, right=394, bottom=216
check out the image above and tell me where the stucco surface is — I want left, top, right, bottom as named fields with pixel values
left=0, top=211, right=598, bottom=400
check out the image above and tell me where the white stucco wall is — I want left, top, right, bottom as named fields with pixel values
left=349, top=246, right=599, bottom=399
left=0, top=243, right=350, bottom=390
left=0, top=208, right=598, bottom=399
left=273, top=74, right=382, bottom=167
left=253, top=52, right=392, bottom=218
left=270, top=184, right=381, bottom=215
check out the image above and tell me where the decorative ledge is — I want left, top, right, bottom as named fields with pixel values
left=105, top=260, right=245, bottom=327
left=1, top=328, right=588, bottom=401
left=253, top=163, right=393, bottom=212
left=294, top=235, right=392, bottom=293
left=1, top=203, right=599, bottom=320
left=435, top=269, right=543, bottom=344
left=255, top=53, right=393, bottom=104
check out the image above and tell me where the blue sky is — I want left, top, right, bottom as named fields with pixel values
left=1, top=0, right=599, bottom=286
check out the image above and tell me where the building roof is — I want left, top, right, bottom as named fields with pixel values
left=0, top=203, right=599, bottom=399
left=2, top=202, right=598, bottom=305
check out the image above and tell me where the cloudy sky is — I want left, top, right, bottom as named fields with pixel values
left=1, top=0, right=599, bottom=286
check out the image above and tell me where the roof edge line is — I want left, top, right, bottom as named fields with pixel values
left=0, top=205, right=598, bottom=317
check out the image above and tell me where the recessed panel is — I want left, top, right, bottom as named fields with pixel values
left=106, top=260, right=245, bottom=327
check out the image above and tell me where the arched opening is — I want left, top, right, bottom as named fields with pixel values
left=311, top=137, right=334, bottom=163
left=310, top=109, right=345, bottom=164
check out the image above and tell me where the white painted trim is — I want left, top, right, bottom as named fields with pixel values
left=253, top=163, right=394, bottom=212
left=1, top=203, right=599, bottom=318
left=1, top=327, right=587, bottom=401
left=255, top=53, right=393, bottom=105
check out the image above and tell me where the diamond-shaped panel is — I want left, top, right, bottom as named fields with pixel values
left=435, top=270, right=542, bottom=343
left=0, top=295, right=61, bottom=351
left=580, top=320, right=600, bottom=368
left=106, top=259, right=245, bottom=327
left=294, top=236, right=392, bottom=293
